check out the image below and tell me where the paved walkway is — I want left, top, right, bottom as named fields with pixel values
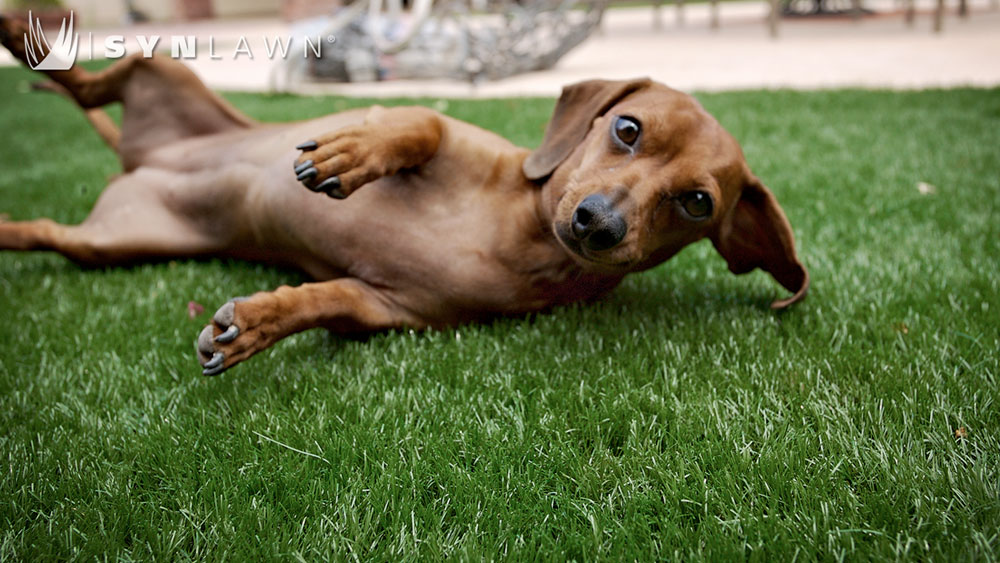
left=2, top=1, right=998, bottom=96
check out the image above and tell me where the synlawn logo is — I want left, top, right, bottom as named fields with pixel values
left=24, top=10, right=79, bottom=70
left=21, top=11, right=334, bottom=68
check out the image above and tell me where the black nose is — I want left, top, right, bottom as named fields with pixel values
left=571, top=194, right=627, bottom=251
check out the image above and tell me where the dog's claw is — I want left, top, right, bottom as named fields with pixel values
left=297, top=167, right=318, bottom=183
left=204, top=352, right=224, bottom=370
left=296, top=140, right=318, bottom=151
left=294, top=160, right=314, bottom=174
left=215, top=325, right=239, bottom=343
left=202, top=353, right=227, bottom=376
left=197, top=329, right=227, bottom=375
left=316, top=176, right=345, bottom=198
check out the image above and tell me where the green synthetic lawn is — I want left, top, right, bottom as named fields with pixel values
left=1, top=63, right=998, bottom=559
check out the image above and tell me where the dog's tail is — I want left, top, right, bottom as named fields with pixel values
left=30, top=80, right=121, bottom=152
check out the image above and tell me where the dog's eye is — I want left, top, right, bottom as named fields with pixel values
left=678, top=191, right=713, bottom=220
left=613, top=116, right=640, bottom=146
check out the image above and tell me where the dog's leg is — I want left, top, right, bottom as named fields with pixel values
left=0, top=211, right=221, bottom=267
left=0, top=170, right=233, bottom=265
left=292, top=106, right=443, bottom=198
left=196, top=279, right=418, bottom=375
left=0, top=15, right=253, bottom=169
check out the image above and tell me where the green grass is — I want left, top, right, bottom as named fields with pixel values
left=1, top=64, right=998, bottom=560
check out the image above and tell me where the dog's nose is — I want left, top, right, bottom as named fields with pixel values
left=571, top=194, right=627, bottom=251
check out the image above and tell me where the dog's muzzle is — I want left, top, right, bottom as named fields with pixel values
left=571, top=194, right=627, bottom=252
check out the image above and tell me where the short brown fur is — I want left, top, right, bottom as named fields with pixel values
left=0, top=16, right=808, bottom=375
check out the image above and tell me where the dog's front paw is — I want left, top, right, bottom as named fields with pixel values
left=196, top=297, right=266, bottom=376
left=292, top=127, right=387, bottom=199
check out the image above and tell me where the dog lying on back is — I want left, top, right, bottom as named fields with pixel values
left=0, top=15, right=808, bottom=375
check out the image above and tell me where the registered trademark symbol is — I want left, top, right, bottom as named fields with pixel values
left=327, top=35, right=337, bottom=43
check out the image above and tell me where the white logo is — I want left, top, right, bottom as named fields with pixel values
left=23, top=10, right=79, bottom=71
left=15, top=10, right=332, bottom=66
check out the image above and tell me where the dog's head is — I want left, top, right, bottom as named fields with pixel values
left=524, top=78, right=809, bottom=309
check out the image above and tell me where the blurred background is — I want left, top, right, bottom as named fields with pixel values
left=2, top=0, right=998, bottom=96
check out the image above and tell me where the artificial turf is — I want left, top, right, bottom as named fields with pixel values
left=0, top=63, right=998, bottom=559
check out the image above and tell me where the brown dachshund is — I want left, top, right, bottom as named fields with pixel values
left=0, top=15, right=808, bottom=376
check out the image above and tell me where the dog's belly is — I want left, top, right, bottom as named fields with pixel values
left=259, top=171, right=558, bottom=320
left=138, top=112, right=614, bottom=321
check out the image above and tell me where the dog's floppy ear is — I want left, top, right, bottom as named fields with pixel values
left=523, top=78, right=652, bottom=181
left=710, top=176, right=810, bottom=309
